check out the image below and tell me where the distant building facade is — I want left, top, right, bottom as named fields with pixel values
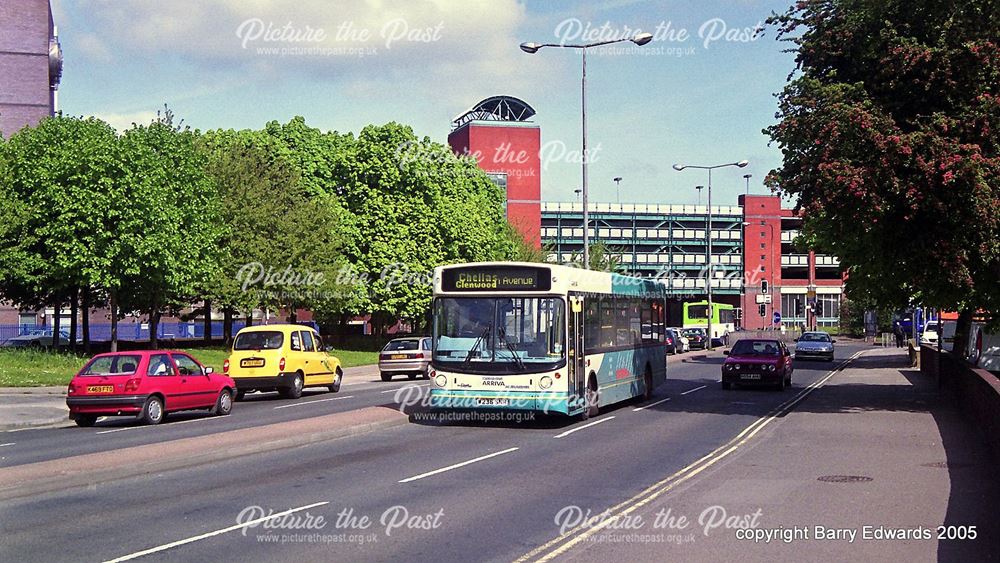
left=0, top=0, right=61, bottom=138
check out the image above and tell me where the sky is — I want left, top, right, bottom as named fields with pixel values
left=51, top=0, right=800, bottom=207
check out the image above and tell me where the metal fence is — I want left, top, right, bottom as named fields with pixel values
left=0, top=320, right=319, bottom=345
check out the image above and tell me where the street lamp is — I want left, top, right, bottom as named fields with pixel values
left=695, top=185, right=704, bottom=206
left=673, top=160, right=749, bottom=349
left=743, top=174, right=752, bottom=195
left=521, top=32, right=653, bottom=269
left=613, top=176, right=623, bottom=203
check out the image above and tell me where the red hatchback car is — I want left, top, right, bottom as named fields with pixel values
left=721, top=339, right=794, bottom=390
left=66, top=351, right=237, bottom=427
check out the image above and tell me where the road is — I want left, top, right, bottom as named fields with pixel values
left=1, top=342, right=996, bottom=562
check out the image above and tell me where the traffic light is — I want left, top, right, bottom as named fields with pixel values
left=761, top=280, right=768, bottom=294
left=759, top=304, right=766, bottom=317
left=795, top=300, right=804, bottom=317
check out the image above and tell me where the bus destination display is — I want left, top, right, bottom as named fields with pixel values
left=442, top=267, right=551, bottom=292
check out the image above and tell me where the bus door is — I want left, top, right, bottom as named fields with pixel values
left=568, top=294, right=586, bottom=408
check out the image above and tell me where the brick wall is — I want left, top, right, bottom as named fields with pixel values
left=0, top=0, right=54, bottom=138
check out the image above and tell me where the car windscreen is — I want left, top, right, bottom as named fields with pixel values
left=80, top=355, right=142, bottom=376
left=384, top=340, right=420, bottom=351
left=730, top=340, right=781, bottom=356
left=233, top=331, right=284, bottom=351
left=798, top=333, right=831, bottom=342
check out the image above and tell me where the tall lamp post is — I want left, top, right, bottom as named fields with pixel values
left=673, top=160, right=749, bottom=349
left=613, top=176, right=623, bottom=204
left=695, top=185, right=704, bottom=206
left=743, top=174, right=752, bottom=195
left=521, top=33, right=653, bottom=269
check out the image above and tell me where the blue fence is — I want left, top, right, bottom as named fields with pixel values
left=0, top=321, right=319, bottom=344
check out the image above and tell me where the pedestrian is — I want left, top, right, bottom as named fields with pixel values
left=894, top=326, right=904, bottom=348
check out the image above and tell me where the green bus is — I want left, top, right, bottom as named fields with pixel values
left=682, top=301, right=736, bottom=340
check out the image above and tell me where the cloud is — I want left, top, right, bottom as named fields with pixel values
left=92, top=110, right=159, bottom=132
left=77, top=0, right=561, bottom=116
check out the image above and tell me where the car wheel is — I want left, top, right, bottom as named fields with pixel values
left=139, top=396, right=164, bottom=425
left=212, top=389, right=233, bottom=415
left=235, top=390, right=246, bottom=401
left=329, top=368, right=343, bottom=393
left=380, top=372, right=392, bottom=382
left=74, top=414, right=97, bottom=427
left=642, top=368, right=654, bottom=401
left=280, top=373, right=304, bottom=399
left=722, top=381, right=732, bottom=390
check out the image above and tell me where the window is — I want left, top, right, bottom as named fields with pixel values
left=761, top=243, right=765, bottom=249
left=290, top=331, right=302, bottom=351
left=172, top=354, right=203, bottom=376
left=233, top=331, right=283, bottom=350
left=80, top=355, right=141, bottom=376
left=301, top=331, right=316, bottom=352
left=146, top=354, right=174, bottom=376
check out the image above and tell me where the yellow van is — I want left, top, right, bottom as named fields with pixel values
left=225, top=324, right=342, bottom=400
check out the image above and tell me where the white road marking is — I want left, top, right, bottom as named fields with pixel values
left=680, top=385, right=706, bottom=395
left=633, top=397, right=671, bottom=412
left=96, top=415, right=227, bottom=434
left=553, top=416, right=615, bottom=438
left=380, top=384, right=429, bottom=394
left=399, top=447, right=519, bottom=483
left=102, top=501, right=329, bottom=562
left=273, top=396, right=355, bottom=409
left=0, top=442, right=14, bottom=447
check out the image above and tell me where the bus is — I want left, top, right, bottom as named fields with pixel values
left=429, top=262, right=668, bottom=419
left=682, top=301, right=736, bottom=340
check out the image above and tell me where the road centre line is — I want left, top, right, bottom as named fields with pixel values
left=680, top=385, right=707, bottom=395
left=517, top=350, right=866, bottom=562
left=96, top=415, right=227, bottom=434
left=553, top=416, right=615, bottom=438
left=381, top=384, right=429, bottom=394
left=399, top=447, right=519, bottom=483
left=102, top=501, right=329, bottom=562
left=0, top=442, right=14, bottom=447
left=273, top=396, right=355, bottom=409
left=633, top=397, right=671, bottom=412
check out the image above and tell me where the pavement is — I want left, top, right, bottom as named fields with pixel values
left=551, top=347, right=1000, bottom=562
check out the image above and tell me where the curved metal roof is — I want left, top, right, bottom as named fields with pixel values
left=452, top=96, right=536, bottom=128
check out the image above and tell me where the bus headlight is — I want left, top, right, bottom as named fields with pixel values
left=434, top=374, right=447, bottom=387
left=539, top=376, right=552, bottom=389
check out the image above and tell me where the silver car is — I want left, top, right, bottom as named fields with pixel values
left=379, top=337, right=432, bottom=381
left=794, top=331, right=836, bottom=361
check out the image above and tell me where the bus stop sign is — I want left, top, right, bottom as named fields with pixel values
left=773, top=311, right=782, bottom=325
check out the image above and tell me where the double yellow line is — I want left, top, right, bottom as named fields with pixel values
left=515, top=350, right=866, bottom=562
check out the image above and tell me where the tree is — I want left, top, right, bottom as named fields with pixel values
left=0, top=115, right=121, bottom=350
left=114, top=116, right=222, bottom=348
left=200, top=128, right=350, bottom=342
left=764, top=0, right=1000, bottom=343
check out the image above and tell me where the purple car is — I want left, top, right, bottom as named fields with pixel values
left=721, top=339, right=793, bottom=390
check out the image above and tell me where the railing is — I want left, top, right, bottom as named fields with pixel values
left=0, top=320, right=319, bottom=345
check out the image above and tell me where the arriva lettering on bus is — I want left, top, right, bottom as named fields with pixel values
left=455, top=272, right=498, bottom=289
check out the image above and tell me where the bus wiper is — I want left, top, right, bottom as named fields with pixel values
left=464, top=327, right=491, bottom=364
left=497, top=327, right=525, bottom=371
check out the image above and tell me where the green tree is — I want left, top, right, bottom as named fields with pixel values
left=114, top=116, right=222, bottom=348
left=200, top=129, right=349, bottom=341
left=765, top=0, right=1000, bottom=342
left=0, top=115, right=121, bottom=350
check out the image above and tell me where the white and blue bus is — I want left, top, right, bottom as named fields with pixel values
left=429, top=262, right=668, bottom=418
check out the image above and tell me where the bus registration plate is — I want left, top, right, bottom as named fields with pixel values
left=477, top=398, right=510, bottom=406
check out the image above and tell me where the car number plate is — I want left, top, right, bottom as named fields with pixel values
left=740, top=373, right=761, bottom=380
left=240, top=358, right=265, bottom=368
left=87, top=385, right=114, bottom=393
left=390, top=354, right=407, bottom=360
left=477, top=398, right=510, bottom=406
